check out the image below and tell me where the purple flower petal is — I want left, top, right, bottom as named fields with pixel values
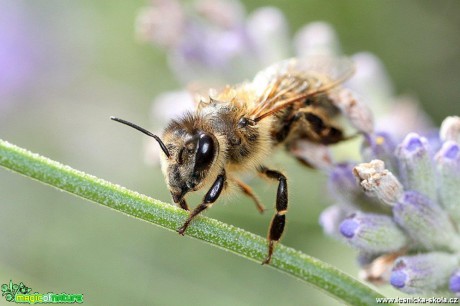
left=450, top=269, right=460, bottom=295
left=339, top=218, right=359, bottom=238
left=390, top=270, right=407, bottom=289
left=405, top=135, right=424, bottom=152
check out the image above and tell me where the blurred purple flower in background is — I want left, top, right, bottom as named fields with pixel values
left=0, top=1, right=38, bottom=110
left=136, top=0, right=300, bottom=85
left=135, top=0, right=460, bottom=295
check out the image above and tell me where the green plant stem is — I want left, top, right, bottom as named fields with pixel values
left=0, top=139, right=393, bottom=305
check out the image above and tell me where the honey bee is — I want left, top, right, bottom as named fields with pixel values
left=111, top=56, right=355, bottom=264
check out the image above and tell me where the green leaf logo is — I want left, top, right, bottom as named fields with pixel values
left=1, top=280, right=32, bottom=302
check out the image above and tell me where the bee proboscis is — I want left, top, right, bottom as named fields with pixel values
left=112, top=56, right=355, bottom=264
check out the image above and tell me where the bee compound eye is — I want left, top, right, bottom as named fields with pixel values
left=194, top=133, right=215, bottom=172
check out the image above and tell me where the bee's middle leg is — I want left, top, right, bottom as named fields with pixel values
left=258, top=166, right=287, bottom=265
left=234, top=178, right=266, bottom=213
left=177, top=170, right=226, bottom=235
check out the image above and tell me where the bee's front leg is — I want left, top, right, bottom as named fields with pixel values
left=258, top=166, right=288, bottom=265
left=177, top=170, right=226, bottom=235
left=178, top=198, right=190, bottom=211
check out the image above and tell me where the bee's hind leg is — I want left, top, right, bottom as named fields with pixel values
left=257, top=166, right=287, bottom=265
left=177, top=170, right=226, bottom=235
left=302, top=110, right=345, bottom=145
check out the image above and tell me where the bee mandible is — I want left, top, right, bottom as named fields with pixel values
left=112, top=56, right=355, bottom=264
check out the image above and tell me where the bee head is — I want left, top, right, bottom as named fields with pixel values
left=162, top=130, right=219, bottom=203
left=110, top=116, right=219, bottom=204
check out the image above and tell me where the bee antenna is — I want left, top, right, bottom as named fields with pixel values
left=110, top=116, right=170, bottom=158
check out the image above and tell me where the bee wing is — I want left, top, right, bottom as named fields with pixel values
left=249, top=56, right=355, bottom=122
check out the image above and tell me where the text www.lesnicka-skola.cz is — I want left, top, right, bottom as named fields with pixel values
left=376, top=297, right=459, bottom=304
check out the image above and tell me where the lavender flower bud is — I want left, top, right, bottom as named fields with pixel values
left=246, top=7, right=289, bottom=65
left=361, top=132, right=399, bottom=174
left=395, top=133, right=437, bottom=201
left=353, top=160, right=404, bottom=205
left=450, top=269, right=460, bottom=296
left=393, top=191, right=460, bottom=252
left=319, top=204, right=349, bottom=238
left=135, top=0, right=185, bottom=47
left=435, top=141, right=460, bottom=223
left=330, top=88, right=374, bottom=134
left=440, top=116, right=460, bottom=143
left=347, top=52, right=394, bottom=112
left=328, top=163, right=360, bottom=201
left=195, top=0, right=245, bottom=28
left=339, top=212, right=408, bottom=253
left=376, top=98, right=433, bottom=140
left=293, top=22, right=340, bottom=57
left=390, top=252, right=459, bottom=294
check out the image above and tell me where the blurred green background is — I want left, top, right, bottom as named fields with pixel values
left=1, top=1, right=459, bottom=305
